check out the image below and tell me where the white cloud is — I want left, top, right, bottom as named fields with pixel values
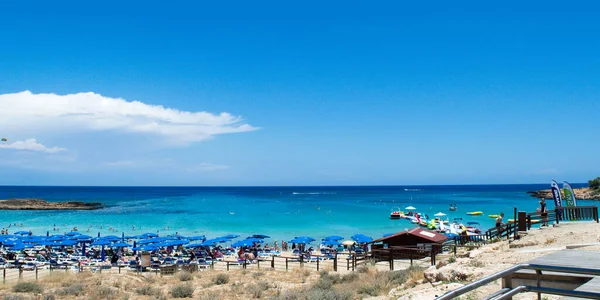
left=0, top=138, right=66, bottom=153
left=0, top=91, right=258, bottom=144
left=188, top=163, right=230, bottom=172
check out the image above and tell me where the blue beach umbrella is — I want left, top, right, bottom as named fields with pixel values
left=133, top=245, right=158, bottom=251
left=252, top=234, right=270, bottom=239
left=102, top=235, right=121, bottom=242
left=13, top=231, right=30, bottom=236
left=244, top=237, right=263, bottom=243
left=232, top=240, right=254, bottom=248
left=141, top=232, right=158, bottom=238
left=220, top=234, right=239, bottom=239
left=9, top=243, right=32, bottom=251
left=289, top=237, right=312, bottom=244
left=323, top=235, right=344, bottom=241
left=185, top=243, right=204, bottom=248
left=1, top=239, right=19, bottom=247
left=321, top=240, right=342, bottom=246
left=295, top=236, right=316, bottom=242
left=200, top=240, right=218, bottom=247
left=111, top=242, right=132, bottom=248
left=101, top=246, right=105, bottom=261
left=65, top=232, right=81, bottom=237
left=76, top=235, right=93, bottom=240
left=187, top=235, right=206, bottom=241
left=351, top=234, right=373, bottom=243
left=383, top=233, right=395, bottom=237
left=91, top=239, right=111, bottom=246
left=48, top=235, right=65, bottom=241
left=58, top=240, right=77, bottom=246
left=166, top=239, right=189, bottom=246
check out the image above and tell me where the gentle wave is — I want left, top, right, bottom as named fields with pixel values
left=404, top=189, right=422, bottom=192
left=291, top=192, right=337, bottom=195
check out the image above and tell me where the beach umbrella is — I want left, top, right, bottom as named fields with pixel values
left=434, top=212, right=447, bottom=217
left=132, top=241, right=137, bottom=255
left=124, top=235, right=139, bottom=239
left=188, top=235, right=206, bottom=241
left=102, top=235, right=121, bottom=242
left=405, top=206, right=417, bottom=210
left=323, top=235, right=344, bottom=241
left=351, top=234, right=373, bottom=243
left=101, top=246, right=105, bottom=261
left=244, top=237, right=263, bottom=243
left=8, top=243, right=32, bottom=251
left=252, top=234, right=270, bottom=239
left=289, top=237, right=312, bottom=244
left=166, top=239, right=189, bottom=246
left=65, top=232, right=81, bottom=237
left=1, top=239, right=18, bottom=247
left=47, top=235, right=65, bottom=241
left=76, top=235, right=93, bottom=240
left=200, top=240, right=218, bottom=247
left=320, top=240, right=342, bottom=246
left=444, top=233, right=459, bottom=238
left=185, top=243, right=204, bottom=248
left=111, top=242, right=132, bottom=248
left=220, top=234, right=239, bottom=239
left=295, top=236, right=315, bottom=242
left=58, top=240, right=77, bottom=246
left=91, top=239, right=111, bottom=246
left=167, top=234, right=187, bottom=239
left=141, top=232, right=158, bottom=238
left=13, top=231, right=30, bottom=236
left=132, top=245, right=158, bottom=251
left=232, top=240, right=254, bottom=248
left=342, top=240, right=355, bottom=246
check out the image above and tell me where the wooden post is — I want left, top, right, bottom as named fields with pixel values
left=351, top=255, right=355, bottom=271
left=271, top=256, right=275, bottom=269
left=513, top=207, right=518, bottom=240
left=594, top=206, right=599, bottom=223
left=257, top=259, right=260, bottom=269
left=35, top=267, right=38, bottom=281
left=555, top=208, right=560, bottom=224
left=285, top=258, right=288, bottom=270
left=19, top=267, right=23, bottom=279
left=409, top=249, right=413, bottom=265
left=316, top=257, right=320, bottom=271
left=346, top=258, right=350, bottom=271
left=3, top=268, right=6, bottom=283
left=226, top=262, right=230, bottom=271
left=333, top=255, right=337, bottom=272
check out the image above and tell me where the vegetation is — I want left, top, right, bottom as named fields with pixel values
left=212, top=273, right=230, bottom=285
left=177, top=271, right=194, bottom=281
left=590, top=177, right=600, bottom=193
left=12, top=282, right=44, bottom=294
left=170, top=284, right=194, bottom=298
left=135, top=285, right=162, bottom=296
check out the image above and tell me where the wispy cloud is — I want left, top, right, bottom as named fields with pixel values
left=0, top=91, right=258, bottom=144
left=0, top=138, right=66, bottom=153
left=188, top=162, right=230, bottom=172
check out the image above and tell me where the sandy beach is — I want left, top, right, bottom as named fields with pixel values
left=1, top=221, right=599, bottom=299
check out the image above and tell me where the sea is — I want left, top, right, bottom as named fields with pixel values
left=0, top=184, right=587, bottom=242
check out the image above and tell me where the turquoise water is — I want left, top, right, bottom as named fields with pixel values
left=0, top=185, right=585, bottom=241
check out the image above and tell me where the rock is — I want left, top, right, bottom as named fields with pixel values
left=528, top=187, right=600, bottom=200
left=509, top=240, right=539, bottom=249
left=0, top=198, right=103, bottom=210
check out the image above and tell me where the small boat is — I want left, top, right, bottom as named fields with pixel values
left=449, top=203, right=457, bottom=211
left=488, top=214, right=500, bottom=218
left=466, top=211, right=483, bottom=216
left=390, top=207, right=404, bottom=219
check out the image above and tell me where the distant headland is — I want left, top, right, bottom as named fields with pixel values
left=0, top=199, right=103, bottom=210
left=527, top=187, right=600, bottom=201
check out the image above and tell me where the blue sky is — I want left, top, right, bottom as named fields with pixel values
left=0, top=1, right=598, bottom=186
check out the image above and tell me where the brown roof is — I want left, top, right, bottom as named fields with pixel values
left=371, top=228, right=448, bottom=244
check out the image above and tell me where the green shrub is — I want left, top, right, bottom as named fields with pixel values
left=177, top=271, right=194, bottom=281
left=197, top=291, right=222, bottom=300
left=212, top=273, right=229, bottom=285
left=247, top=281, right=270, bottom=298
left=387, top=270, right=408, bottom=284
left=43, top=295, right=56, bottom=300
left=357, top=282, right=384, bottom=296
left=4, top=295, right=25, bottom=300
left=357, top=265, right=370, bottom=273
left=276, top=288, right=353, bottom=300
left=448, top=256, right=456, bottom=263
left=313, top=276, right=334, bottom=290
left=170, top=284, right=194, bottom=298
left=12, top=282, right=43, bottom=294
left=340, top=272, right=359, bottom=283
left=252, top=271, right=265, bottom=279
left=59, top=283, right=85, bottom=296
left=135, top=285, right=161, bottom=296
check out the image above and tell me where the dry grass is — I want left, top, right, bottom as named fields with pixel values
left=0, top=264, right=430, bottom=299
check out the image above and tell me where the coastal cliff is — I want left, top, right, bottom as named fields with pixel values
left=0, top=199, right=103, bottom=210
left=527, top=187, right=600, bottom=201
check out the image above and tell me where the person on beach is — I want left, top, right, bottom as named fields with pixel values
left=496, top=213, right=504, bottom=228
left=540, top=198, right=548, bottom=227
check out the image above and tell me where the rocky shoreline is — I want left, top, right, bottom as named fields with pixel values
left=527, top=187, right=600, bottom=201
left=0, top=198, right=103, bottom=210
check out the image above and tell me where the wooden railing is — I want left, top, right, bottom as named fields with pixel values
left=524, top=206, right=598, bottom=230
left=485, top=222, right=516, bottom=240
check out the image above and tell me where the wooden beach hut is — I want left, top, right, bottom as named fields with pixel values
left=371, top=228, right=448, bottom=251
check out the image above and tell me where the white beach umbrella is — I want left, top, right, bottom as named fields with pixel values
left=434, top=212, right=446, bottom=217
left=342, top=240, right=355, bottom=246
left=405, top=206, right=416, bottom=210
